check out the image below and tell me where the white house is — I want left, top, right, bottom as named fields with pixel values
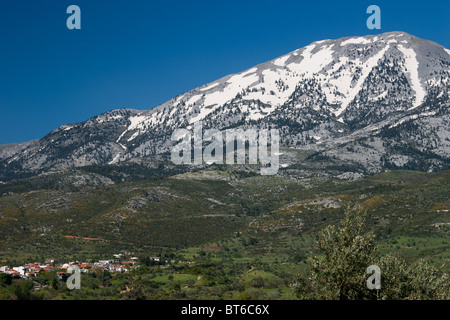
left=109, top=265, right=124, bottom=273
left=12, top=266, right=26, bottom=277
left=66, top=265, right=79, bottom=273
left=45, top=258, right=57, bottom=264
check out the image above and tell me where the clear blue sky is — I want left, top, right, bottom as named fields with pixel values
left=0, top=0, right=448, bottom=144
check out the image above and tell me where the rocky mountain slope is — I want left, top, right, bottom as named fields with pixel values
left=1, top=31, right=449, bottom=180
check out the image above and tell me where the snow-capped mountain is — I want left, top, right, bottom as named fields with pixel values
left=1, top=31, right=449, bottom=179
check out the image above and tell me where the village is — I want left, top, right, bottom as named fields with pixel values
left=0, top=254, right=162, bottom=283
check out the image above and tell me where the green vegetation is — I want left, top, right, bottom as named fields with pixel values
left=0, top=169, right=448, bottom=299
left=292, top=208, right=449, bottom=299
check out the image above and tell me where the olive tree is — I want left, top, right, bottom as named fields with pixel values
left=292, top=208, right=449, bottom=300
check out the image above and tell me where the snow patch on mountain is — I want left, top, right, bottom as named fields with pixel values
left=397, top=45, right=426, bottom=110
left=335, top=45, right=390, bottom=117
left=340, top=37, right=373, bottom=46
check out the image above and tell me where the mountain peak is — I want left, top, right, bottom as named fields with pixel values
left=0, top=32, right=449, bottom=179
left=148, top=31, right=447, bottom=124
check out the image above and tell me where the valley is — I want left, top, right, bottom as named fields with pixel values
left=0, top=167, right=448, bottom=299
